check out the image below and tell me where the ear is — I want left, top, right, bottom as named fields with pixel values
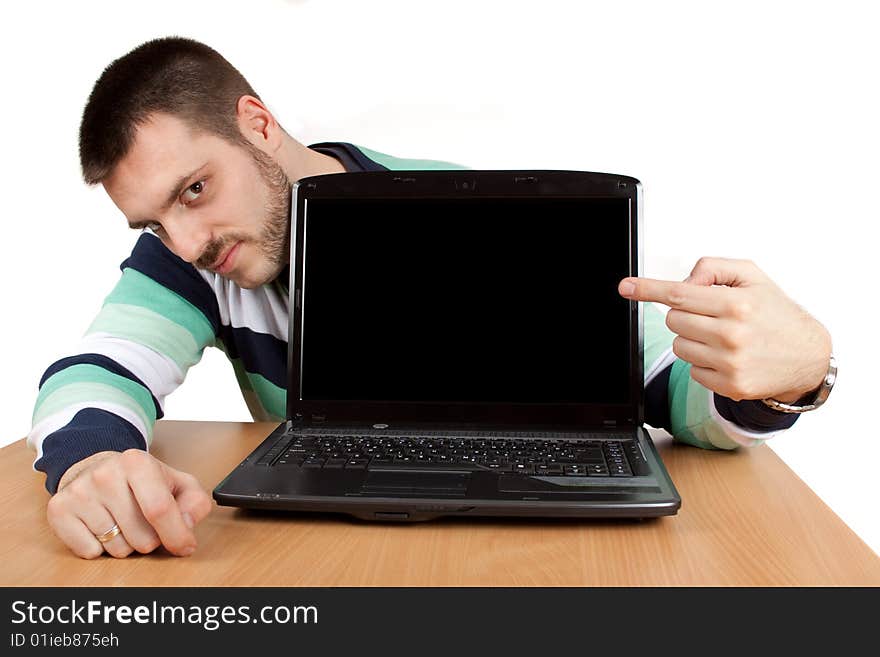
left=235, top=95, right=282, bottom=155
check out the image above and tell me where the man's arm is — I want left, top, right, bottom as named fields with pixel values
left=638, top=257, right=831, bottom=449
left=28, top=231, right=220, bottom=557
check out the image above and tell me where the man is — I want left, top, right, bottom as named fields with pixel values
left=29, top=37, right=834, bottom=560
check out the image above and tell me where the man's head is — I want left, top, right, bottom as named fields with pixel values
left=80, top=36, right=292, bottom=288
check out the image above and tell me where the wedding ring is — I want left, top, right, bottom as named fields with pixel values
left=95, top=523, right=121, bottom=543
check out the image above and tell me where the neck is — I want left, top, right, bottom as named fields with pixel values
left=271, top=133, right=346, bottom=280
left=276, top=131, right=347, bottom=180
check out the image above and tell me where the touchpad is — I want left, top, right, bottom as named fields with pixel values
left=361, top=471, right=470, bottom=496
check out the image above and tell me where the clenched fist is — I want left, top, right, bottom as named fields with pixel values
left=47, top=449, right=213, bottom=559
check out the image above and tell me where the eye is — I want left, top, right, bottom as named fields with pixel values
left=181, top=179, right=206, bottom=204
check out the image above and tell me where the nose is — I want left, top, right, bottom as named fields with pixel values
left=160, top=214, right=212, bottom=265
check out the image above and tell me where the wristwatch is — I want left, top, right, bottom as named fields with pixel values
left=761, top=354, right=837, bottom=413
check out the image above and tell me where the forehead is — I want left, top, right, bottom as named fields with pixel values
left=103, top=113, right=230, bottom=209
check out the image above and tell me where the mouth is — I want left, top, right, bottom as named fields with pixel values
left=212, top=242, right=242, bottom=274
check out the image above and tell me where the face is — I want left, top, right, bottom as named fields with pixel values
left=103, top=112, right=291, bottom=289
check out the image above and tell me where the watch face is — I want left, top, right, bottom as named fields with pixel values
left=801, top=354, right=836, bottom=409
left=825, top=355, right=838, bottom=386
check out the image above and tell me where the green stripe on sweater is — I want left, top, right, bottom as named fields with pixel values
left=354, top=145, right=470, bottom=171
left=35, top=363, right=156, bottom=419
left=33, top=380, right=153, bottom=439
left=668, top=359, right=716, bottom=449
left=246, top=372, right=286, bottom=421
left=668, top=359, right=744, bottom=450
left=104, top=268, right=215, bottom=347
left=686, top=382, right=739, bottom=450
left=86, top=303, right=206, bottom=371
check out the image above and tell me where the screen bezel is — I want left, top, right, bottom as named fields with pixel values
left=287, top=170, right=644, bottom=430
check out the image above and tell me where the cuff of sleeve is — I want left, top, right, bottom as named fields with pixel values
left=713, top=393, right=800, bottom=433
left=34, top=408, right=147, bottom=495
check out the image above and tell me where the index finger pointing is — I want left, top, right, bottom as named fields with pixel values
left=618, top=277, right=732, bottom=317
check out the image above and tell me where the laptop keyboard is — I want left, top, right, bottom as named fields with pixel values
left=258, top=433, right=651, bottom=477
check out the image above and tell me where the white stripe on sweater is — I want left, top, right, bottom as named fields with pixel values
left=74, top=333, right=186, bottom=413
left=645, top=346, right=677, bottom=387
left=197, top=267, right=289, bottom=341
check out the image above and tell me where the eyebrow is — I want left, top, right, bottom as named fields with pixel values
left=127, top=163, right=207, bottom=229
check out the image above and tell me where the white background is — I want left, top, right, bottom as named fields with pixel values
left=1, top=1, right=877, bottom=557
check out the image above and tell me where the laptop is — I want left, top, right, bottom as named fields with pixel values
left=213, top=170, right=681, bottom=520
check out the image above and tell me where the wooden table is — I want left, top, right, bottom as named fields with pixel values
left=2, top=421, right=878, bottom=586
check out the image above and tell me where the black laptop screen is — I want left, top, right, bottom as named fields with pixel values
left=299, top=197, right=632, bottom=404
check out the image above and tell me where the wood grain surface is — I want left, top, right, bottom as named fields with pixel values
left=2, top=421, right=877, bottom=586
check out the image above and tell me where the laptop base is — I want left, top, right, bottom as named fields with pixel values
left=213, top=424, right=681, bottom=520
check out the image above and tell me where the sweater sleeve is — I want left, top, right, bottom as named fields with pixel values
left=642, top=301, right=799, bottom=449
left=27, top=231, right=221, bottom=493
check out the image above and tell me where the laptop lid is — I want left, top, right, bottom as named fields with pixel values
left=287, top=170, right=643, bottom=431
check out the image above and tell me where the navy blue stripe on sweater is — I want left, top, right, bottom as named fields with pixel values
left=645, top=362, right=798, bottom=434
left=217, top=325, right=287, bottom=389
left=39, top=353, right=164, bottom=420
left=308, top=142, right=389, bottom=172
left=34, top=408, right=146, bottom=494
left=121, top=233, right=222, bottom=335
left=713, top=394, right=799, bottom=432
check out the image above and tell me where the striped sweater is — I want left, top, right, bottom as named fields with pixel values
left=28, top=142, right=798, bottom=494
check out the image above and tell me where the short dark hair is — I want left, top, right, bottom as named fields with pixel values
left=79, top=36, right=260, bottom=185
